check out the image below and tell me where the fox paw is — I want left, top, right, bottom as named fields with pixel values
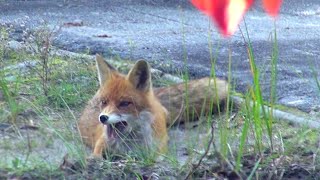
left=86, top=154, right=104, bottom=171
left=87, top=153, right=103, bottom=160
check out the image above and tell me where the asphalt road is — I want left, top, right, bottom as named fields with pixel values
left=0, top=0, right=319, bottom=112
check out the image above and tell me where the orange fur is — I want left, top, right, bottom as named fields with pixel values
left=78, top=55, right=228, bottom=157
left=78, top=55, right=168, bottom=157
left=154, top=77, right=228, bottom=125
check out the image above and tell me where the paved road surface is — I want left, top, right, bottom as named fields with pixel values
left=0, top=0, right=319, bottom=112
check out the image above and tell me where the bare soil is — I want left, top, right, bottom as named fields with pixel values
left=1, top=111, right=319, bottom=179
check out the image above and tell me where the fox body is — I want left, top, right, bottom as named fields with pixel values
left=155, top=77, right=228, bottom=125
left=78, top=55, right=228, bottom=157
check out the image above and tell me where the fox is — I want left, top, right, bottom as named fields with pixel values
left=78, top=55, right=228, bottom=158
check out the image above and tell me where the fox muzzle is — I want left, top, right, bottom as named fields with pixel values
left=99, top=113, right=127, bottom=124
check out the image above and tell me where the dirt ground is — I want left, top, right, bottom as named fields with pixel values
left=1, top=112, right=320, bottom=179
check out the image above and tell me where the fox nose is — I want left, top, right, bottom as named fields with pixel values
left=99, top=115, right=109, bottom=124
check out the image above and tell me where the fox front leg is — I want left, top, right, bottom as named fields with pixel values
left=92, top=136, right=106, bottom=158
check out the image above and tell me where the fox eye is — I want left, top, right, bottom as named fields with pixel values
left=119, top=101, right=132, bottom=108
left=101, top=99, right=108, bottom=106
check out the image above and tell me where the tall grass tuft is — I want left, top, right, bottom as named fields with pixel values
left=0, top=27, right=20, bottom=124
left=0, top=76, right=20, bottom=124
left=236, top=20, right=279, bottom=170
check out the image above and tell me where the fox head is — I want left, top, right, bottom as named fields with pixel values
left=95, top=55, right=155, bottom=154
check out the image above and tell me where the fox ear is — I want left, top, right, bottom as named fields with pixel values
left=96, top=54, right=115, bottom=86
left=127, top=60, right=151, bottom=92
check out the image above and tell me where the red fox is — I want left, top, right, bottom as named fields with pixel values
left=78, top=55, right=228, bottom=157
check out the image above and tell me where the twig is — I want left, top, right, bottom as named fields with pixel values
left=213, top=149, right=244, bottom=179
left=231, top=96, right=320, bottom=129
left=211, top=123, right=245, bottom=179
left=184, top=121, right=215, bottom=179
left=169, top=100, right=185, bottom=127
left=22, top=117, right=32, bottom=167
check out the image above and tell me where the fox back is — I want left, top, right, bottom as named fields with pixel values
left=78, top=55, right=168, bottom=156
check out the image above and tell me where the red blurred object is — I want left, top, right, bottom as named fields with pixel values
left=263, top=0, right=282, bottom=17
left=191, top=0, right=282, bottom=37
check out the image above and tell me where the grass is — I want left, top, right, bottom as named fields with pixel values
left=0, top=45, right=94, bottom=176
left=0, top=74, right=20, bottom=124
left=0, top=23, right=319, bottom=179
left=0, top=27, right=20, bottom=124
